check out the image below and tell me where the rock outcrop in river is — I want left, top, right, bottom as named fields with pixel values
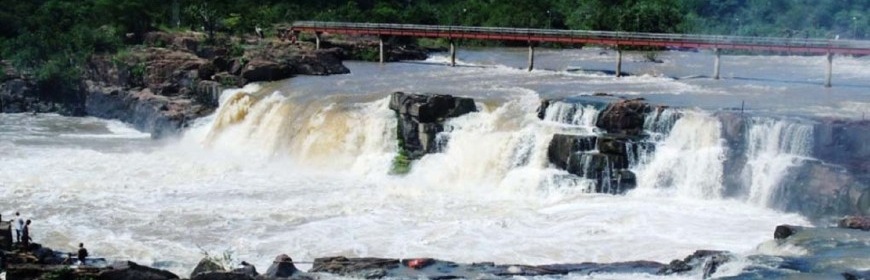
left=388, top=92, right=477, bottom=159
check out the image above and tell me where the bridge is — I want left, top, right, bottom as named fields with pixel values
left=291, top=21, right=870, bottom=87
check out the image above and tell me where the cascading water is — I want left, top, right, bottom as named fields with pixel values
left=743, top=118, right=814, bottom=207
left=10, top=49, right=865, bottom=278
left=633, top=111, right=727, bottom=199
left=199, top=85, right=398, bottom=175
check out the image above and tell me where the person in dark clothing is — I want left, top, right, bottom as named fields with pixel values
left=21, top=219, right=31, bottom=249
left=77, top=243, right=89, bottom=265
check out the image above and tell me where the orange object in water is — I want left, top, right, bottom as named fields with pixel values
left=408, top=259, right=424, bottom=269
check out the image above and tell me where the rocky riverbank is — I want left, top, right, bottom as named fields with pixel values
left=2, top=217, right=868, bottom=279
left=0, top=32, right=428, bottom=138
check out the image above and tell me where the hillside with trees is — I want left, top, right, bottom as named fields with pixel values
left=0, top=0, right=867, bottom=94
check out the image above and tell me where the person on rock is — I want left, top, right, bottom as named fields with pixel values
left=14, top=212, right=23, bottom=244
left=77, top=243, right=89, bottom=265
left=21, top=219, right=31, bottom=250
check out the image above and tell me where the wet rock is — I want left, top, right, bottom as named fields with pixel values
left=310, top=257, right=400, bottom=278
left=843, top=270, right=870, bottom=280
left=191, top=257, right=225, bottom=278
left=98, top=261, right=179, bottom=280
left=388, top=92, right=477, bottom=159
left=536, top=99, right=551, bottom=119
left=547, top=133, right=636, bottom=194
left=263, top=254, right=299, bottom=278
left=774, top=225, right=803, bottom=239
left=547, top=134, right=597, bottom=169
left=192, top=272, right=254, bottom=280
left=596, top=98, right=652, bottom=135
left=839, top=216, right=870, bottom=231
left=777, top=160, right=867, bottom=219
left=659, top=250, right=730, bottom=279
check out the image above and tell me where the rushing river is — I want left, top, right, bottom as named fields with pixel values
left=1, top=48, right=869, bottom=278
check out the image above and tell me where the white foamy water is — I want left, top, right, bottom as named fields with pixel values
left=0, top=85, right=812, bottom=277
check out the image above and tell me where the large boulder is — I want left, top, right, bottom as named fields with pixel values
left=241, top=59, right=293, bottom=82
left=190, top=257, right=225, bottom=278
left=388, top=92, right=477, bottom=159
left=547, top=134, right=597, bottom=169
left=98, top=261, right=179, bottom=280
left=262, top=254, right=298, bottom=279
left=596, top=98, right=652, bottom=135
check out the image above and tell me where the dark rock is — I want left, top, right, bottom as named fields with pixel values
left=241, top=59, right=294, bottom=82
left=0, top=221, right=11, bottom=251
left=536, top=99, right=551, bottom=120
left=839, top=216, right=870, bottom=231
left=263, top=254, right=299, bottom=278
left=547, top=134, right=597, bottom=170
left=843, top=270, right=870, bottom=280
left=199, top=62, right=218, bottom=81
left=192, top=272, right=254, bottom=280
left=7, top=264, right=70, bottom=280
left=310, top=256, right=400, bottom=277
left=232, top=262, right=258, bottom=277
left=388, top=92, right=477, bottom=159
left=774, top=225, right=802, bottom=240
left=98, top=261, right=179, bottom=280
left=596, top=98, right=652, bottom=135
left=659, top=250, right=730, bottom=278
left=191, top=257, right=225, bottom=278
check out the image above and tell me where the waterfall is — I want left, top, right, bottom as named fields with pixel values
left=634, top=111, right=727, bottom=199
left=743, top=118, right=814, bottom=206
left=195, top=86, right=397, bottom=174
left=542, top=101, right=600, bottom=128
left=196, top=87, right=820, bottom=208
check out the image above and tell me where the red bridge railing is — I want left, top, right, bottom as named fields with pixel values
left=292, top=21, right=870, bottom=55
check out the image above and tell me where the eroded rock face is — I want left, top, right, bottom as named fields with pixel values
left=546, top=134, right=638, bottom=194
left=388, top=92, right=477, bottom=159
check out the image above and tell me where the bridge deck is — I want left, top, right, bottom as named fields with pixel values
left=292, top=21, right=870, bottom=55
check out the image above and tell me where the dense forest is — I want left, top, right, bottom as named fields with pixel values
left=0, top=0, right=867, bottom=93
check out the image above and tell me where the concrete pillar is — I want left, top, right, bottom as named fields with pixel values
left=315, top=32, right=322, bottom=50
left=824, top=52, right=833, bottom=88
left=379, top=37, right=385, bottom=64
left=450, top=41, right=456, bottom=67
left=615, top=48, right=623, bottom=77
left=713, top=48, right=721, bottom=80
left=528, top=44, right=535, bottom=72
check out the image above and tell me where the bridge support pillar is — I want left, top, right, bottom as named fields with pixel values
left=713, top=48, right=721, bottom=80
left=450, top=41, right=457, bottom=67
left=315, top=32, right=322, bottom=50
left=528, top=44, right=535, bottom=71
left=615, top=48, right=623, bottom=77
left=824, top=52, right=833, bottom=88
left=379, top=37, right=385, bottom=64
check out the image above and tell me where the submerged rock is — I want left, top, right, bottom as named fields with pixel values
left=658, top=250, right=730, bottom=279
